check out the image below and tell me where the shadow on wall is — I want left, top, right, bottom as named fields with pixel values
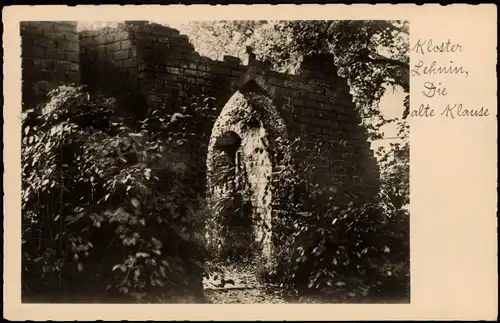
left=79, top=24, right=149, bottom=121
left=21, top=21, right=80, bottom=112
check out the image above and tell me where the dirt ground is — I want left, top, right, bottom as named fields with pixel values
left=202, top=262, right=288, bottom=304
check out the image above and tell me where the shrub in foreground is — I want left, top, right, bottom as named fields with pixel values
left=22, top=85, right=215, bottom=302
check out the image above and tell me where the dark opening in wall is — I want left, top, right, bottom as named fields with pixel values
left=210, top=131, right=255, bottom=261
left=212, top=131, right=242, bottom=192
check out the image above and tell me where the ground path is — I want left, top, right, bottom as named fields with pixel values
left=203, top=262, right=287, bottom=304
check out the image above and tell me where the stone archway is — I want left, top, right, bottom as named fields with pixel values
left=206, top=83, right=290, bottom=268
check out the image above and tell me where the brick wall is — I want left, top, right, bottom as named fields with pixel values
left=21, top=20, right=379, bottom=197
left=21, top=21, right=80, bottom=111
left=20, top=20, right=381, bottom=291
left=76, top=21, right=379, bottom=196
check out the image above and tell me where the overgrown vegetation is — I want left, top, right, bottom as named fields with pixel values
left=178, top=20, right=410, bottom=137
left=22, top=20, right=410, bottom=303
left=177, top=20, right=410, bottom=302
left=22, top=85, right=216, bottom=302
left=242, top=136, right=409, bottom=303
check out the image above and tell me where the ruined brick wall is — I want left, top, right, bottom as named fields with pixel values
left=21, top=21, right=80, bottom=111
left=20, top=20, right=381, bottom=284
left=21, top=20, right=379, bottom=197
left=76, top=21, right=379, bottom=197
left=78, top=22, right=244, bottom=118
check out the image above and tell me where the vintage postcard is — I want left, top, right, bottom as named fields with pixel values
left=2, top=4, right=497, bottom=321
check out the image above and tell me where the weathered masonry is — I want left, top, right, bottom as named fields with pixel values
left=21, top=21, right=380, bottom=267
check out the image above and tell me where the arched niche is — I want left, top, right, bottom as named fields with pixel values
left=206, top=82, right=291, bottom=268
left=209, top=131, right=242, bottom=197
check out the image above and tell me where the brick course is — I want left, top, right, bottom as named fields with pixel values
left=21, top=21, right=80, bottom=111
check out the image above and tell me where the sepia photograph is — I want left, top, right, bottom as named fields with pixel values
left=19, top=19, right=411, bottom=304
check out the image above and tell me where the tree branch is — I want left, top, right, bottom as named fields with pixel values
left=389, top=24, right=409, bottom=35
left=355, top=49, right=409, bottom=70
left=367, top=55, right=409, bottom=69
left=353, top=50, right=409, bottom=92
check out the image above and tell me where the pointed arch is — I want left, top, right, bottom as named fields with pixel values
left=206, top=84, right=292, bottom=267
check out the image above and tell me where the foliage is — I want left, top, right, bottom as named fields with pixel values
left=272, top=193, right=409, bottom=302
left=176, top=21, right=410, bottom=301
left=174, top=20, right=268, bottom=60
left=23, top=20, right=411, bottom=303
left=259, top=138, right=410, bottom=303
left=22, top=85, right=216, bottom=302
left=178, top=20, right=409, bottom=140
left=376, top=120, right=410, bottom=210
left=206, top=190, right=257, bottom=263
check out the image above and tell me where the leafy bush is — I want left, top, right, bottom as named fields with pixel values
left=376, top=120, right=410, bottom=211
left=22, top=85, right=216, bottom=302
left=271, top=192, right=409, bottom=302
left=265, top=138, right=410, bottom=303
